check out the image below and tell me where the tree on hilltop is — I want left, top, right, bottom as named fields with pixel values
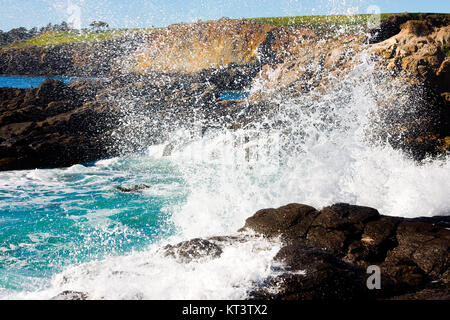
left=89, top=21, right=109, bottom=30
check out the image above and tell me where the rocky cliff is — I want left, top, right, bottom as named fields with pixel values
left=127, top=19, right=273, bottom=73
left=0, top=31, right=154, bottom=76
left=1, top=14, right=449, bottom=170
left=0, top=79, right=118, bottom=170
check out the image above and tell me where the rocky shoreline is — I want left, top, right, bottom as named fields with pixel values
left=52, top=202, right=450, bottom=300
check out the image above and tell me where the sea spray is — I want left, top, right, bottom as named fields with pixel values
left=17, top=48, right=447, bottom=300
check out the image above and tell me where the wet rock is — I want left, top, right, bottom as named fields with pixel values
left=239, top=203, right=319, bottom=240
left=0, top=79, right=118, bottom=171
left=163, top=238, right=223, bottom=263
left=370, top=14, right=450, bottom=158
left=239, top=203, right=450, bottom=300
left=51, top=291, right=88, bottom=300
left=306, top=203, right=380, bottom=254
left=391, top=283, right=450, bottom=300
left=384, top=220, right=450, bottom=282
left=114, top=184, right=150, bottom=193
left=35, top=79, right=81, bottom=105
left=250, top=241, right=370, bottom=300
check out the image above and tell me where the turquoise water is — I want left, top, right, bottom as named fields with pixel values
left=219, top=90, right=250, bottom=101
left=0, top=156, right=187, bottom=293
left=0, top=75, right=103, bottom=89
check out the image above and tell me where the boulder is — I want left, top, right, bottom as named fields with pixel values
left=249, top=242, right=370, bottom=300
left=51, top=291, right=88, bottom=300
left=114, top=185, right=150, bottom=193
left=239, top=203, right=319, bottom=240
left=163, top=238, right=223, bottom=263
left=240, top=203, right=450, bottom=299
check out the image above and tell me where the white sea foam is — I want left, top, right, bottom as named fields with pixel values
left=5, top=235, right=282, bottom=300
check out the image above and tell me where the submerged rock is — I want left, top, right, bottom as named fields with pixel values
left=114, top=184, right=150, bottom=193
left=163, top=238, right=223, bottom=263
left=51, top=291, right=88, bottom=300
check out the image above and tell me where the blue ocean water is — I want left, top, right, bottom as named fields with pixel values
left=0, top=156, right=187, bottom=293
left=219, top=90, right=250, bottom=101
left=0, top=75, right=103, bottom=89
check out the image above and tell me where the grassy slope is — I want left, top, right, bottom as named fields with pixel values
left=2, top=28, right=155, bottom=49
left=244, top=13, right=423, bottom=27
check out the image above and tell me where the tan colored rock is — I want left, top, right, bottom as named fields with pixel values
left=249, top=30, right=366, bottom=101
left=371, top=18, right=450, bottom=83
left=126, top=19, right=273, bottom=73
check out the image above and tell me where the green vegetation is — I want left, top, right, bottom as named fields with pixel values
left=244, top=13, right=435, bottom=27
left=1, top=28, right=155, bottom=49
left=442, top=45, right=450, bottom=57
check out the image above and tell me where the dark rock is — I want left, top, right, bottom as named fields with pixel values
left=208, top=63, right=261, bottom=91
left=239, top=203, right=319, bottom=240
left=250, top=241, right=370, bottom=300
left=391, top=283, right=450, bottom=300
left=114, top=184, right=150, bottom=193
left=0, top=80, right=118, bottom=171
left=239, top=203, right=450, bottom=300
left=384, top=220, right=450, bottom=282
left=51, top=291, right=88, bottom=300
left=163, top=238, right=223, bottom=263
left=369, top=13, right=450, bottom=43
left=344, top=216, right=400, bottom=264
left=0, top=63, right=269, bottom=171
left=306, top=203, right=380, bottom=254
left=35, top=79, right=81, bottom=105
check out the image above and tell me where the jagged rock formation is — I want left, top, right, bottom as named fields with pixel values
left=127, top=19, right=273, bottom=73
left=371, top=15, right=450, bottom=154
left=51, top=202, right=449, bottom=300
left=248, top=15, right=450, bottom=158
left=0, top=31, right=154, bottom=77
left=0, top=65, right=263, bottom=170
left=159, top=203, right=450, bottom=300
left=0, top=79, right=117, bottom=170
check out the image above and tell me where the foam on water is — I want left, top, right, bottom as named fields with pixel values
left=7, top=235, right=282, bottom=300
left=1, top=50, right=450, bottom=300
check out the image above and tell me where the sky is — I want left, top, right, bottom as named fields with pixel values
left=0, top=0, right=449, bottom=31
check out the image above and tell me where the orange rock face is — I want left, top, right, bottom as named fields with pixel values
left=127, top=19, right=273, bottom=73
left=371, top=19, right=450, bottom=92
